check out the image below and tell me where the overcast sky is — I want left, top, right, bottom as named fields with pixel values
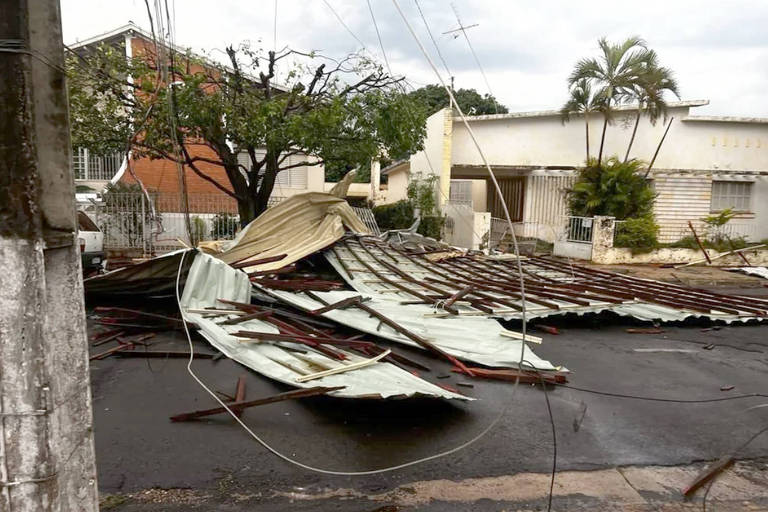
left=61, top=0, right=768, bottom=117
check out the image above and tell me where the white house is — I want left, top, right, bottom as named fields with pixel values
left=384, top=101, right=768, bottom=248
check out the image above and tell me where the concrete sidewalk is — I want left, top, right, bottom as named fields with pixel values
left=102, top=459, right=768, bottom=510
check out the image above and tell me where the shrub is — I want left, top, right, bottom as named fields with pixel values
left=190, top=216, right=207, bottom=246
left=418, top=215, right=446, bottom=240
left=211, top=212, right=239, bottom=239
left=372, top=200, right=416, bottom=231
left=614, top=216, right=659, bottom=253
left=568, top=157, right=656, bottom=219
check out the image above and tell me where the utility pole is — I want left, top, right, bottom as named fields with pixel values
left=0, top=1, right=99, bottom=511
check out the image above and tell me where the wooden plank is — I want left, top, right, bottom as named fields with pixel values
left=169, top=385, right=346, bottom=422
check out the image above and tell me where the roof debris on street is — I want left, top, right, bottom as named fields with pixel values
left=84, top=191, right=767, bottom=409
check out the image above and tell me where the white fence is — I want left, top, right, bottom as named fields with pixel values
left=81, top=192, right=285, bottom=254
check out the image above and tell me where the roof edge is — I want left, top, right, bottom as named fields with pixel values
left=681, top=115, right=768, bottom=125
left=456, top=100, right=710, bottom=122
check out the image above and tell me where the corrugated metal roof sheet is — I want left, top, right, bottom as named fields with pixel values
left=180, top=252, right=469, bottom=400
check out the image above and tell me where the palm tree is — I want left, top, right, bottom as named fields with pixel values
left=561, top=78, right=604, bottom=163
left=622, top=62, right=680, bottom=161
left=569, top=36, right=656, bottom=166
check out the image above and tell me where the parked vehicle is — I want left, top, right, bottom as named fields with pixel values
left=77, top=211, right=105, bottom=274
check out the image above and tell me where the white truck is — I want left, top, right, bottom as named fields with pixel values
left=77, top=211, right=105, bottom=274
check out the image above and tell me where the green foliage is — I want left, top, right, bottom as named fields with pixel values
left=702, top=208, right=735, bottom=228
left=614, top=215, right=659, bottom=253
left=567, top=157, right=655, bottom=219
left=372, top=200, right=415, bottom=231
left=664, top=235, right=748, bottom=253
left=211, top=212, right=239, bottom=239
left=67, top=43, right=427, bottom=223
left=406, top=176, right=446, bottom=239
left=407, top=84, right=508, bottom=116
left=566, top=36, right=679, bottom=163
left=407, top=176, right=439, bottom=216
left=418, top=216, right=445, bottom=240
left=568, top=36, right=656, bottom=117
left=190, top=216, right=207, bottom=246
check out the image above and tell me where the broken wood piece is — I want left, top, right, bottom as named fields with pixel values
left=295, top=350, right=391, bottom=383
left=169, top=385, right=346, bottom=422
left=113, top=350, right=214, bottom=359
left=309, top=295, right=364, bottom=315
left=90, top=343, right=133, bottom=361
left=682, top=454, right=734, bottom=497
left=499, top=330, right=543, bottom=344
left=536, top=325, right=561, bottom=335
left=217, top=311, right=273, bottom=325
left=443, top=285, right=472, bottom=309
left=675, top=244, right=765, bottom=269
left=688, top=220, right=712, bottom=264
left=626, top=328, right=665, bottom=334
left=455, top=366, right=568, bottom=384
left=231, top=253, right=287, bottom=269
left=232, top=376, right=247, bottom=418
left=91, top=330, right=126, bottom=347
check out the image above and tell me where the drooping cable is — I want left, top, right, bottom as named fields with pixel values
left=450, top=3, right=499, bottom=114
left=390, top=0, right=528, bottom=359
left=176, top=250, right=521, bottom=476
left=366, top=0, right=393, bottom=78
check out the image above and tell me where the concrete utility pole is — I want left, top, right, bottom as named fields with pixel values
left=0, top=1, right=99, bottom=511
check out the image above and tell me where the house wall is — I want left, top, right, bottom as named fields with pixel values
left=652, top=174, right=713, bottom=242
left=384, top=168, right=409, bottom=204
left=410, top=109, right=453, bottom=204
left=449, top=106, right=767, bottom=172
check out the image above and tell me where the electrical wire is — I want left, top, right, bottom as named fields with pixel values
left=557, top=384, right=768, bottom=403
left=175, top=249, right=522, bottom=476
left=322, top=0, right=368, bottom=52
left=413, top=0, right=453, bottom=79
left=366, top=0, right=393, bottom=78
left=390, top=0, right=529, bottom=351
left=449, top=3, right=499, bottom=114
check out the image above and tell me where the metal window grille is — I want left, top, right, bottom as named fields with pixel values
left=449, top=180, right=473, bottom=206
left=351, top=207, right=381, bottom=236
left=711, top=181, right=753, bottom=211
left=72, top=147, right=124, bottom=181
left=564, top=216, right=594, bottom=243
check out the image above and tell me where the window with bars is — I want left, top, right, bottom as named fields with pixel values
left=449, top=180, right=472, bottom=205
left=711, top=181, right=753, bottom=212
left=72, top=147, right=123, bottom=181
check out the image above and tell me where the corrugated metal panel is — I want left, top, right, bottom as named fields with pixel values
left=653, top=175, right=713, bottom=242
left=180, top=252, right=468, bottom=400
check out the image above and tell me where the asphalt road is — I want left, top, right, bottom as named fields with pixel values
left=88, top=301, right=768, bottom=510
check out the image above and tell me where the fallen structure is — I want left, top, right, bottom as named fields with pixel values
left=323, top=236, right=768, bottom=323
left=85, top=192, right=767, bottom=406
left=180, top=251, right=468, bottom=400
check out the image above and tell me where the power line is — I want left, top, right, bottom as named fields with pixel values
left=449, top=3, right=499, bottom=114
left=366, top=0, right=393, bottom=78
left=322, top=0, right=367, bottom=51
left=413, top=0, right=452, bottom=78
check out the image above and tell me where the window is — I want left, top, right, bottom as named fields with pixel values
left=72, top=147, right=123, bottom=181
left=711, top=181, right=753, bottom=212
left=239, top=151, right=308, bottom=190
left=449, top=180, right=472, bottom=205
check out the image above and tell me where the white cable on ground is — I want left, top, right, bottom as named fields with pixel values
left=176, top=249, right=520, bottom=476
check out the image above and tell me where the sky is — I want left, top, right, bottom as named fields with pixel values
left=61, top=0, right=768, bottom=117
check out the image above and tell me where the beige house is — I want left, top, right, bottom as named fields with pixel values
left=384, top=101, right=768, bottom=247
